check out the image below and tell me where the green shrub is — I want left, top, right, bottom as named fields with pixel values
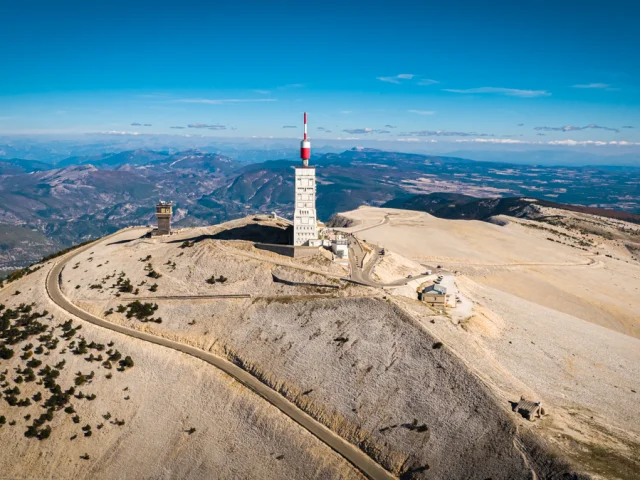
left=119, top=356, right=134, bottom=369
left=0, top=346, right=14, bottom=360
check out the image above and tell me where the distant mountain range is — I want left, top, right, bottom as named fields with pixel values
left=1, top=147, right=639, bottom=273
left=0, top=158, right=52, bottom=175
left=383, top=193, right=640, bottom=225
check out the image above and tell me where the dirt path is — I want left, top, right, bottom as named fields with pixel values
left=45, top=231, right=394, bottom=480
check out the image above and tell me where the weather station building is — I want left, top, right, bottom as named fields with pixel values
left=293, top=112, right=318, bottom=246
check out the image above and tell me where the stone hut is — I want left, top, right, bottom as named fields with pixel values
left=513, top=396, right=546, bottom=421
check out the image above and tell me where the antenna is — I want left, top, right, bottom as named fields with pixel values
left=300, top=112, right=310, bottom=166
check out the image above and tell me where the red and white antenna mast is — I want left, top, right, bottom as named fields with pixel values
left=300, top=112, right=310, bottom=167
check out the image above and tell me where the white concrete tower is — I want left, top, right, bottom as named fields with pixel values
left=293, top=112, right=318, bottom=246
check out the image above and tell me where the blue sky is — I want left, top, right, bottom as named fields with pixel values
left=1, top=0, right=639, bottom=148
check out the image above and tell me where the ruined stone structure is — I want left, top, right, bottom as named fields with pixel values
left=513, top=396, right=546, bottom=421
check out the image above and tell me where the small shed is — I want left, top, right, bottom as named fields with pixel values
left=513, top=396, right=546, bottom=421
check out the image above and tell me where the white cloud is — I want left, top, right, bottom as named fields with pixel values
left=443, top=87, right=551, bottom=98
left=377, top=76, right=402, bottom=84
left=95, top=131, right=141, bottom=136
left=455, top=138, right=640, bottom=147
left=548, top=140, right=600, bottom=146
left=343, top=128, right=373, bottom=134
left=377, top=74, right=415, bottom=84
left=252, top=89, right=271, bottom=94
left=572, top=83, right=610, bottom=89
left=188, top=123, right=226, bottom=129
left=417, top=78, right=439, bottom=86
left=396, top=138, right=437, bottom=143
left=548, top=139, right=640, bottom=146
left=535, top=124, right=619, bottom=133
left=340, top=110, right=352, bottom=114
left=455, top=138, right=528, bottom=144
left=408, top=109, right=436, bottom=115
left=174, top=98, right=277, bottom=104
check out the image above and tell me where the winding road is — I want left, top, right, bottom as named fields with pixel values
left=44, top=232, right=394, bottom=480
left=347, top=237, right=427, bottom=288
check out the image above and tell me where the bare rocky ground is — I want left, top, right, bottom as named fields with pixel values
left=2, top=212, right=634, bottom=479
left=335, top=207, right=640, bottom=338
left=0, top=265, right=362, bottom=480
left=338, top=207, right=640, bottom=479
left=39, top=215, right=584, bottom=479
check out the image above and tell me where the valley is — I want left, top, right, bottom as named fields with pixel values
left=1, top=148, right=639, bottom=276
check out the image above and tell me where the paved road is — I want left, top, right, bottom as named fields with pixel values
left=348, top=237, right=427, bottom=288
left=346, top=214, right=391, bottom=234
left=337, top=213, right=428, bottom=288
left=45, top=232, right=394, bottom=480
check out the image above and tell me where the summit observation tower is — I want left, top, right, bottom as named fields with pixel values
left=292, top=112, right=318, bottom=246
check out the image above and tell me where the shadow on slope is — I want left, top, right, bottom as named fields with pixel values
left=169, top=223, right=292, bottom=246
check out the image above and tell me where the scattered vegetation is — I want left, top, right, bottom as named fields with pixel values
left=120, top=301, right=161, bottom=323
left=206, top=275, right=228, bottom=285
left=118, top=356, right=134, bottom=371
left=40, top=240, right=95, bottom=263
left=0, top=304, right=134, bottom=442
left=0, top=265, right=42, bottom=288
left=144, top=263, right=162, bottom=279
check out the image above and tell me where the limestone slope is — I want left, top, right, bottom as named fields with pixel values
left=50, top=217, right=587, bottom=479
